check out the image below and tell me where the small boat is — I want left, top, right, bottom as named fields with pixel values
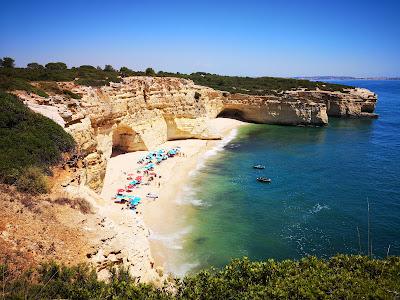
left=253, top=165, right=265, bottom=169
left=257, top=177, right=271, bottom=183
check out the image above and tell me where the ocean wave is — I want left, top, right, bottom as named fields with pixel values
left=149, top=226, right=192, bottom=250
left=190, top=128, right=238, bottom=177
left=167, top=261, right=200, bottom=277
left=176, top=197, right=208, bottom=207
left=310, top=203, right=330, bottom=214
left=175, top=185, right=210, bottom=207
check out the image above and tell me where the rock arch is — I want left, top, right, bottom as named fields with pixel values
left=216, top=107, right=248, bottom=122
left=112, top=125, right=147, bottom=155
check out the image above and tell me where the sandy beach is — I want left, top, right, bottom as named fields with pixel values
left=100, top=118, right=244, bottom=276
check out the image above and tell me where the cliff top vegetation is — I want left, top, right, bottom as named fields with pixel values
left=0, top=91, right=75, bottom=194
left=2, top=255, right=399, bottom=299
left=0, top=57, right=353, bottom=98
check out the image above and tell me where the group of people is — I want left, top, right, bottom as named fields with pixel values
left=112, top=147, right=183, bottom=210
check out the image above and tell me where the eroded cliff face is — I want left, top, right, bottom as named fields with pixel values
left=285, top=88, right=378, bottom=118
left=12, top=76, right=377, bottom=281
left=16, top=76, right=377, bottom=191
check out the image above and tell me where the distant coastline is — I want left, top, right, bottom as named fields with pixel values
left=293, top=76, right=400, bottom=81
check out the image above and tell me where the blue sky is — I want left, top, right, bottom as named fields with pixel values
left=1, top=0, right=399, bottom=77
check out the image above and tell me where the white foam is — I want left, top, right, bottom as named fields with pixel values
left=149, top=226, right=192, bottom=250
left=167, top=261, right=200, bottom=277
left=175, top=185, right=211, bottom=207
left=190, top=128, right=238, bottom=177
left=310, top=203, right=330, bottom=214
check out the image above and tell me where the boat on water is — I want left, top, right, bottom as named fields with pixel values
left=257, top=177, right=271, bottom=183
left=253, top=165, right=265, bottom=169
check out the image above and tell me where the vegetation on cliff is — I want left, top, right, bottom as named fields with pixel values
left=0, top=91, right=75, bottom=193
left=181, top=72, right=354, bottom=95
left=0, top=57, right=353, bottom=97
left=2, top=255, right=399, bottom=299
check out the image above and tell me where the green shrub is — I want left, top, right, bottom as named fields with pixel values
left=104, top=64, right=115, bottom=72
left=145, top=67, right=156, bottom=76
left=45, top=62, right=68, bottom=70
left=27, top=62, right=44, bottom=70
left=2, top=61, right=351, bottom=96
left=15, top=166, right=48, bottom=194
left=0, top=56, right=15, bottom=68
left=74, top=78, right=108, bottom=87
left=184, top=72, right=354, bottom=95
left=63, top=89, right=81, bottom=99
left=0, top=91, right=75, bottom=193
left=0, top=75, right=49, bottom=97
left=1, top=255, right=399, bottom=299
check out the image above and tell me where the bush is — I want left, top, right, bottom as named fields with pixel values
left=0, top=56, right=15, bottom=68
left=54, top=197, right=93, bottom=214
left=104, top=64, right=115, bottom=72
left=27, top=62, right=44, bottom=70
left=184, top=72, right=354, bottom=95
left=145, top=67, right=156, bottom=76
left=1, top=256, right=400, bottom=299
left=0, top=91, right=75, bottom=193
left=45, top=62, right=68, bottom=70
left=15, top=166, right=48, bottom=194
left=63, top=90, right=81, bottom=99
left=0, top=75, right=49, bottom=97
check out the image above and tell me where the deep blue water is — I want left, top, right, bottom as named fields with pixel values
left=180, top=80, right=400, bottom=271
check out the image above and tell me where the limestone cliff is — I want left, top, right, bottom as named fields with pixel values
left=12, top=76, right=377, bottom=281
left=15, top=76, right=377, bottom=191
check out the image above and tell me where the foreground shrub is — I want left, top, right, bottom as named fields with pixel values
left=1, top=255, right=399, bottom=299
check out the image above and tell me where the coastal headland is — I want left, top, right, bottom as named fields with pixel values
left=9, top=76, right=377, bottom=281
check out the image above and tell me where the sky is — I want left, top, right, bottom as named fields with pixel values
left=1, top=0, right=399, bottom=77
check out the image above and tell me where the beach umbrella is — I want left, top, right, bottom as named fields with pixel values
left=117, top=188, right=125, bottom=194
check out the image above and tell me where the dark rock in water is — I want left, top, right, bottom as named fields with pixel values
left=194, top=237, right=208, bottom=244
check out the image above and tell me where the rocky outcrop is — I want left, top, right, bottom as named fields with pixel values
left=16, top=76, right=377, bottom=190
left=219, top=93, right=328, bottom=125
left=285, top=88, right=378, bottom=118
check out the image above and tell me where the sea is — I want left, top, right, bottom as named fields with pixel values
left=165, top=80, right=400, bottom=275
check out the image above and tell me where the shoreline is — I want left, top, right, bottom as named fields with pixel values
left=100, top=118, right=245, bottom=278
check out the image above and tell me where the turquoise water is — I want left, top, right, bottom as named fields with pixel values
left=180, top=80, right=400, bottom=272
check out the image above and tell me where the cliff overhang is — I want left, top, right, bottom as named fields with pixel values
left=14, top=76, right=377, bottom=190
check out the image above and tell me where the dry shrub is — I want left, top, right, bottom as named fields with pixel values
left=54, top=197, right=92, bottom=214
left=20, top=196, right=36, bottom=210
left=15, top=166, right=49, bottom=195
